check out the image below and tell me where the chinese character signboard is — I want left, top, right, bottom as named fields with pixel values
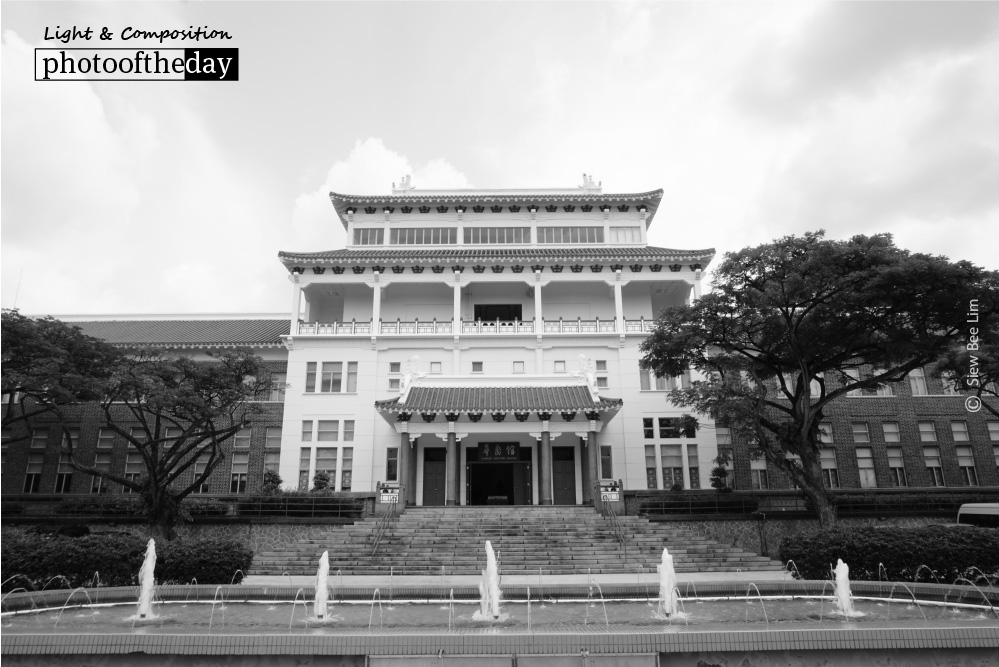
left=479, top=442, right=520, bottom=462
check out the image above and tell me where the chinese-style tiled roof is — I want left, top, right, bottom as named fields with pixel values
left=72, top=319, right=290, bottom=347
left=328, top=189, right=665, bottom=229
left=374, top=386, right=623, bottom=413
left=279, top=246, right=714, bottom=266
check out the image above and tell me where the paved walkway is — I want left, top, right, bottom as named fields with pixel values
left=242, top=570, right=793, bottom=587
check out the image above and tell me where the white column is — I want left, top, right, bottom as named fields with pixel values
left=692, top=268, right=703, bottom=302
left=453, top=280, right=461, bottom=325
left=290, top=276, right=302, bottom=334
left=372, top=279, right=382, bottom=331
left=681, top=438, right=691, bottom=489
left=533, top=273, right=543, bottom=324
left=614, top=281, right=624, bottom=333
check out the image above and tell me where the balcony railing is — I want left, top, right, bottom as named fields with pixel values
left=296, top=317, right=657, bottom=335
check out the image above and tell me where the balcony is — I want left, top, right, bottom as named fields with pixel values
left=294, top=317, right=657, bottom=336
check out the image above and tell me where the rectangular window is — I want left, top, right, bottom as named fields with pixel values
left=463, top=226, right=529, bottom=244
left=97, top=428, right=115, bottom=449
left=687, top=444, right=700, bottom=489
left=30, top=428, right=49, bottom=449
left=642, top=418, right=655, bottom=439
left=266, top=426, right=282, bottom=449
left=918, top=421, right=937, bottom=442
left=346, top=362, right=357, bottom=392
left=341, top=447, right=353, bottom=491
left=609, top=226, right=642, bottom=243
left=661, top=444, right=683, bottom=489
left=124, top=449, right=143, bottom=491
left=750, top=458, right=768, bottom=490
left=818, top=423, right=834, bottom=444
left=844, top=368, right=861, bottom=396
left=472, top=361, right=483, bottom=373
left=852, top=422, right=870, bottom=443
left=596, top=377, right=609, bottom=389
left=555, top=360, right=566, bottom=373
left=430, top=361, right=442, bottom=374
left=595, top=360, right=607, bottom=372
left=873, top=369, right=895, bottom=396
left=268, top=373, right=287, bottom=402
left=909, top=368, right=928, bottom=396
left=821, top=449, right=839, bottom=488
left=317, top=420, right=339, bottom=442
left=654, top=375, right=668, bottom=390
left=887, top=446, right=907, bottom=487
left=306, top=362, right=317, bottom=392
left=263, top=451, right=281, bottom=481
left=883, top=422, right=900, bottom=443
left=389, top=378, right=401, bottom=390
left=956, top=446, right=977, bottom=486
left=233, top=428, right=251, bottom=449
left=61, top=427, right=80, bottom=449
left=302, top=420, right=313, bottom=441
left=386, top=447, right=399, bottom=482
left=193, top=453, right=211, bottom=493
left=230, top=452, right=249, bottom=493
left=537, top=226, right=604, bottom=244
left=24, top=452, right=44, bottom=493
left=315, top=447, right=337, bottom=485
left=994, top=444, right=999, bottom=477
left=951, top=421, right=969, bottom=442
left=716, top=427, right=732, bottom=445
left=321, top=362, right=342, bottom=392
left=54, top=452, right=74, bottom=493
left=513, top=361, right=525, bottom=373
left=856, top=447, right=876, bottom=488
left=600, top=445, right=613, bottom=479
left=92, top=451, right=112, bottom=493
left=343, top=420, right=355, bottom=442
left=353, top=227, right=384, bottom=245
left=645, top=445, right=658, bottom=489
left=390, top=227, right=457, bottom=245
left=389, top=362, right=401, bottom=374
left=987, top=421, right=999, bottom=441
left=924, top=446, right=944, bottom=486
left=299, top=447, right=311, bottom=490
left=639, top=368, right=651, bottom=390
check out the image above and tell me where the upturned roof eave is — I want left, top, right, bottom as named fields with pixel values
left=327, top=189, right=665, bottom=230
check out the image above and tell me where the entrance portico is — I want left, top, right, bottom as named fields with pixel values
left=375, top=360, right=621, bottom=506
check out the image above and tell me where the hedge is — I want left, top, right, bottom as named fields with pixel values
left=778, top=525, right=999, bottom=584
left=1, top=531, right=252, bottom=592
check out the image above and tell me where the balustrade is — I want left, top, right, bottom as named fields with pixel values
left=297, top=317, right=655, bottom=335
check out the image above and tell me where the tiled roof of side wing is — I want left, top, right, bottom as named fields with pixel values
left=72, top=319, right=290, bottom=346
left=278, top=246, right=714, bottom=263
left=374, top=386, right=623, bottom=413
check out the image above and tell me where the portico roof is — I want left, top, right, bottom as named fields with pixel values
left=374, top=385, right=622, bottom=414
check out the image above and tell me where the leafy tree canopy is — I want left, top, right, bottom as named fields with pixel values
left=640, top=231, right=999, bottom=525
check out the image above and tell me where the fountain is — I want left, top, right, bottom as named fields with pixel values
left=472, top=541, right=501, bottom=621
left=314, top=551, right=330, bottom=620
left=136, top=539, right=156, bottom=620
left=655, top=547, right=679, bottom=619
left=832, top=558, right=864, bottom=618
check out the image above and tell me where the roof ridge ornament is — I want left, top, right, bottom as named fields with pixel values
left=578, top=173, right=602, bottom=194
left=392, top=174, right=415, bottom=194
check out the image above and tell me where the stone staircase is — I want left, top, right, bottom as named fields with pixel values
left=248, top=506, right=783, bottom=576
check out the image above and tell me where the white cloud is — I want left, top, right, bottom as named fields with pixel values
left=288, top=138, right=471, bottom=253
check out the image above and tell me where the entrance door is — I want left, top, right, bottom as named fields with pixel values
left=552, top=446, right=577, bottom=505
left=423, top=448, right=447, bottom=506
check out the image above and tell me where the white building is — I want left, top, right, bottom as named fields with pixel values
left=275, top=177, right=716, bottom=506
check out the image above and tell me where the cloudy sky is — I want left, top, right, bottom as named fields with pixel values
left=3, top=1, right=997, bottom=316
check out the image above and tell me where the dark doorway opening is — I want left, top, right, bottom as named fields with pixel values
left=474, top=304, right=523, bottom=321
left=466, top=445, right=532, bottom=505
left=552, top=446, right=577, bottom=505
left=423, top=447, right=447, bottom=506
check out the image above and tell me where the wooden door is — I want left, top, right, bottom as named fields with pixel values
left=552, top=447, right=576, bottom=505
left=512, top=462, right=531, bottom=505
left=423, top=448, right=447, bottom=506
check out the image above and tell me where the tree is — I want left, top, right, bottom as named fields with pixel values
left=1, top=309, right=121, bottom=442
left=640, top=231, right=999, bottom=526
left=932, top=314, right=999, bottom=419
left=64, top=348, right=275, bottom=540
left=709, top=452, right=731, bottom=492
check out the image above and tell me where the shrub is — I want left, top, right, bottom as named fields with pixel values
left=261, top=469, right=283, bottom=495
left=0, top=531, right=252, bottom=591
left=312, top=470, right=331, bottom=491
left=778, top=525, right=999, bottom=583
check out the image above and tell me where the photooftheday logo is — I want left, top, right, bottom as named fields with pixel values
left=35, top=48, right=238, bottom=81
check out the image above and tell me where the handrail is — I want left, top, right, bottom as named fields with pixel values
left=370, top=493, right=399, bottom=557
left=604, top=498, right=629, bottom=564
